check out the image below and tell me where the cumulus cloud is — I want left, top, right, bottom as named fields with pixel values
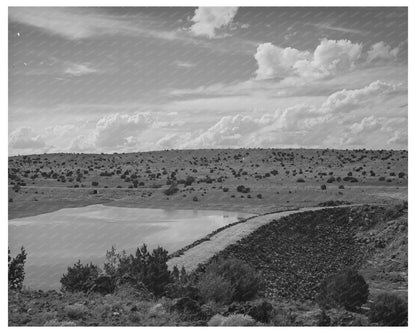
left=185, top=114, right=263, bottom=148
left=94, top=112, right=154, bottom=148
left=367, top=42, right=400, bottom=63
left=255, top=43, right=310, bottom=79
left=388, top=130, right=407, bottom=146
left=9, top=127, right=46, bottom=150
left=320, top=80, right=397, bottom=114
left=183, top=80, right=403, bottom=149
left=189, top=7, right=238, bottom=38
left=255, top=39, right=362, bottom=80
left=156, top=133, right=192, bottom=150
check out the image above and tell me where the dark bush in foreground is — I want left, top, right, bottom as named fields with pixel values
left=8, top=247, right=27, bottom=291
left=317, top=268, right=369, bottom=311
left=60, top=261, right=100, bottom=293
left=104, top=244, right=172, bottom=296
left=197, top=272, right=234, bottom=304
left=198, top=257, right=261, bottom=304
left=369, top=293, right=408, bottom=326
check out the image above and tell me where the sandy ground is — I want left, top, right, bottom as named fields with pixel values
left=167, top=205, right=356, bottom=272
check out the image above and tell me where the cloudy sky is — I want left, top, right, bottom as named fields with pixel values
left=8, top=7, right=408, bottom=155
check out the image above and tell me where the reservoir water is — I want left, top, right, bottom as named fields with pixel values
left=8, top=204, right=254, bottom=290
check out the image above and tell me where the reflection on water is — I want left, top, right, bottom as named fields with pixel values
left=8, top=204, right=253, bottom=290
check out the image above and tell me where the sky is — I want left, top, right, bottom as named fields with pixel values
left=8, top=6, right=408, bottom=155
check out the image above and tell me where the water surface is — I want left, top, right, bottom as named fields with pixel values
left=9, top=204, right=253, bottom=290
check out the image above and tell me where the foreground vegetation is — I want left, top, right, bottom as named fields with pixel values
left=9, top=203, right=407, bottom=326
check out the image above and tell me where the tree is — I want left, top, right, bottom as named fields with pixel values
left=103, top=244, right=172, bottom=297
left=60, top=261, right=100, bottom=293
left=8, top=247, right=27, bottom=291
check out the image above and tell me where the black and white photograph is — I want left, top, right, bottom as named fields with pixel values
left=6, top=3, right=410, bottom=327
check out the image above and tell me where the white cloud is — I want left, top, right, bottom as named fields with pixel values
left=9, top=7, right=185, bottom=42
left=64, top=63, right=98, bottom=76
left=367, top=41, right=400, bottom=63
left=9, top=127, right=46, bottom=150
left=174, top=61, right=196, bottom=68
left=181, top=81, right=404, bottom=149
left=255, top=39, right=362, bottom=80
left=321, top=80, right=397, bottom=114
left=311, top=39, right=362, bottom=74
left=255, top=43, right=311, bottom=79
left=185, top=114, right=265, bottom=148
left=388, top=130, right=407, bottom=146
left=94, top=113, right=154, bottom=148
left=189, top=7, right=238, bottom=38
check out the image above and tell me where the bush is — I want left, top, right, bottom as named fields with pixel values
left=369, top=293, right=407, bottom=326
left=197, top=272, right=234, bottom=304
left=208, top=314, right=256, bottom=326
left=198, top=257, right=261, bottom=304
left=320, top=184, right=327, bottom=190
left=296, top=178, right=305, bottom=183
left=103, top=244, right=172, bottom=297
left=184, top=176, right=196, bottom=186
left=8, top=247, right=27, bottom=291
left=236, top=185, right=250, bottom=193
left=163, top=183, right=179, bottom=196
left=91, top=181, right=99, bottom=187
left=64, top=303, right=87, bottom=320
left=60, top=261, right=100, bottom=293
left=327, top=176, right=335, bottom=183
left=317, top=268, right=369, bottom=311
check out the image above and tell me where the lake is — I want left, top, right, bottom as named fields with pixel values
left=8, top=204, right=254, bottom=290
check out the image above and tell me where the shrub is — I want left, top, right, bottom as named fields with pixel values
left=103, top=244, right=172, bottom=297
left=369, top=293, right=407, bottom=326
left=236, top=185, right=250, bottom=193
left=91, top=181, right=99, bottom=187
left=8, top=247, right=27, bottom=291
left=64, top=303, right=87, bottom=320
left=327, top=176, right=335, bottom=183
left=184, top=176, right=195, bottom=186
left=320, top=184, right=327, bottom=190
left=247, top=300, right=274, bottom=323
left=296, top=178, right=305, bottom=183
left=208, top=314, right=256, bottom=326
left=197, top=272, right=234, bottom=304
left=198, top=257, right=261, bottom=304
left=60, top=261, right=100, bottom=293
left=163, top=183, right=179, bottom=196
left=317, top=268, right=369, bottom=311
